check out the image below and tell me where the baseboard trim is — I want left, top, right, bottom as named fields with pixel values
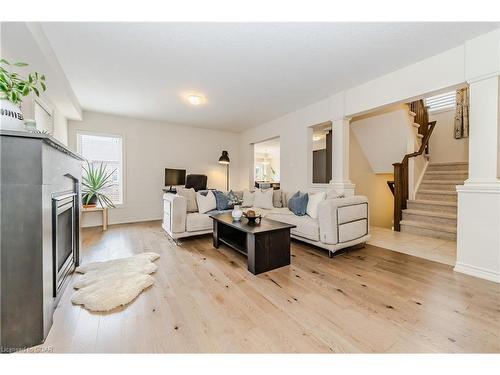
left=454, top=262, right=500, bottom=283
left=82, top=217, right=162, bottom=228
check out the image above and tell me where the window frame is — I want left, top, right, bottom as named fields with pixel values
left=76, top=130, right=126, bottom=208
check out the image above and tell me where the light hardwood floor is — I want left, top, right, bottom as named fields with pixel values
left=39, top=221, right=499, bottom=353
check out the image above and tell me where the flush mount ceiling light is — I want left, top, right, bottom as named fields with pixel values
left=186, top=94, right=205, bottom=106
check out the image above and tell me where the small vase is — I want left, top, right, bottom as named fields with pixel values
left=0, top=99, right=25, bottom=131
left=232, top=205, right=243, bottom=221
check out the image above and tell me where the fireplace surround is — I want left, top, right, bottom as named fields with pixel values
left=1, top=130, right=83, bottom=351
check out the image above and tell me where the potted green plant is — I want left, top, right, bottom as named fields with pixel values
left=82, top=161, right=117, bottom=208
left=0, top=59, right=46, bottom=131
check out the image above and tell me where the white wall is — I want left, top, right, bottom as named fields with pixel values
left=1, top=22, right=79, bottom=146
left=350, top=105, right=414, bottom=173
left=350, top=129, right=394, bottom=228
left=68, top=111, right=242, bottom=227
left=239, top=96, right=339, bottom=192
left=429, top=109, right=469, bottom=163
left=238, top=28, right=500, bottom=283
left=239, top=41, right=474, bottom=193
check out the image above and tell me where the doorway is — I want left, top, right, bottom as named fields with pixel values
left=253, top=137, right=280, bottom=189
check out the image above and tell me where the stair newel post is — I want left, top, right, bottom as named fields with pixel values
left=402, top=156, right=409, bottom=208
left=393, top=162, right=403, bottom=231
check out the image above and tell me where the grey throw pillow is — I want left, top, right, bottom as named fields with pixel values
left=273, top=189, right=283, bottom=208
left=288, top=191, right=309, bottom=216
left=177, top=187, right=197, bottom=212
left=214, top=190, right=234, bottom=211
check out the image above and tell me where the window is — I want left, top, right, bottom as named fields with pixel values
left=77, top=133, right=123, bottom=205
left=425, top=91, right=456, bottom=112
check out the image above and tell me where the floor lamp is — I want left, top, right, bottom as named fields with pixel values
left=218, top=150, right=230, bottom=191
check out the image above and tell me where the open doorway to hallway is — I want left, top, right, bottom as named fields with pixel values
left=349, top=86, right=469, bottom=266
left=253, top=137, right=280, bottom=189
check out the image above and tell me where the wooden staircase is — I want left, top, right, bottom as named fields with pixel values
left=400, top=162, right=468, bottom=240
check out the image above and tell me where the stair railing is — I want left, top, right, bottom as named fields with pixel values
left=409, top=99, right=430, bottom=153
left=392, top=120, right=437, bottom=231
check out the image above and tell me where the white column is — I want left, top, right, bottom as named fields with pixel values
left=330, top=118, right=355, bottom=196
left=455, top=74, right=500, bottom=283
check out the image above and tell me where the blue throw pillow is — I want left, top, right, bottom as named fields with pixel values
left=213, top=190, right=234, bottom=211
left=288, top=191, right=309, bottom=216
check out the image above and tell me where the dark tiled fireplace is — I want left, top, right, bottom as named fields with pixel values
left=52, top=191, right=79, bottom=299
left=1, top=131, right=82, bottom=352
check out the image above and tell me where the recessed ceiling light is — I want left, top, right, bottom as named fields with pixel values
left=187, top=94, right=203, bottom=106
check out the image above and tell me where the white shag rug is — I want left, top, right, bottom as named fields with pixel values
left=71, top=252, right=160, bottom=312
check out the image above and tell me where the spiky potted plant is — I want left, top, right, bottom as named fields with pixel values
left=82, top=161, right=117, bottom=208
left=0, top=59, right=47, bottom=131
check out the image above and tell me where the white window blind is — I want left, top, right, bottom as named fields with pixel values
left=77, top=133, right=123, bottom=205
left=425, top=91, right=456, bottom=112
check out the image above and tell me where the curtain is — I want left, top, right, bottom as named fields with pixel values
left=454, top=87, right=469, bottom=139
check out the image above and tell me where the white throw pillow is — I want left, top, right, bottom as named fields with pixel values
left=306, top=191, right=326, bottom=218
left=177, top=187, right=197, bottom=212
left=196, top=191, right=216, bottom=214
left=242, top=189, right=255, bottom=207
left=253, top=189, right=274, bottom=210
left=326, top=189, right=345, bottom=199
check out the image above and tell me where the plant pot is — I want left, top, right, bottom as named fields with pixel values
left=0, top=99, right=25, bottom=131
left=83, top=194, right=98, bottom=206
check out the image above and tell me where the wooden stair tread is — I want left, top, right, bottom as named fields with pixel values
left=403, top=209, right=457, bottom=219
left=428, top=161, right=468, bottom=166
left=399, top=219, right=457, bottom=234
left=418, top=189, right=457, bottom=195
left=426, top=171, right=468, bottom=175
left=421, top=179, right=465, bottom=184
left=408, top=199, right=457, bottom=207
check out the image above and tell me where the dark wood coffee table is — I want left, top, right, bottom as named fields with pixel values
left=210, top=212, right=296, bottom=275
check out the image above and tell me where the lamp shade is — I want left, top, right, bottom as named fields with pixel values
left=218, top=150, right=230, bottom=164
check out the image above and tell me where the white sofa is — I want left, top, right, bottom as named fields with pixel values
left=162, top=190, right=370, bottom=257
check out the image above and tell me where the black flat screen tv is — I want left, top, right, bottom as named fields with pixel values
left=165, top=168, right=186, bottom=187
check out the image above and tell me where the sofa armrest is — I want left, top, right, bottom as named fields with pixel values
left=163, top=193, right=187, bottom=233
left=317, top=196, right=369, bottom=244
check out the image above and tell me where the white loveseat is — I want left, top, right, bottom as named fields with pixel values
left=162, top=190, right=370, bottom=257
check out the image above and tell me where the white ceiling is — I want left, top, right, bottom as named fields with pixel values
left=41, top=22, right=499, bottom=132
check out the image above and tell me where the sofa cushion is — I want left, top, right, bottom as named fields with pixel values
left=273, top=189, right=283, bottom=208
left=253, top=189, right=274, bottom=209
left=242, top=189, right=254, bottom=207
left=186, top=213, right=213, bottom=232
left=326, top=188, right=345, bottom=199
left=266, top=211, right=320, bottom=241
left=213, top=190, right=233, bottom=210
left=177, top=187, right=198, bottom=212
left=306, top=191, right=326, bottom=219
left=288, top=191, right=309, bottom=216
left=196, top=191, right=216, bottom=213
